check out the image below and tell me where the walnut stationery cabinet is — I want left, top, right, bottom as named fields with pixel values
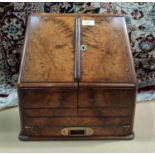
left=17, top=14, right=137, bottom=140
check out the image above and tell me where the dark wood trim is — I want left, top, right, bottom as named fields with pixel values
left=79, top=82, right=136, bottom=88
left=122, top=17, right=138, bottom=85
left=17, top=82, right=78, bottom=88
left=122, top=17, right=137, bottom=133
left=17, top=15, right=32, bottom=133
left=19, top=132, right=134, bottom=141
left=130, top=86, right=137, bottom=132
left=17, top=15, right=31, bottom=86
left=74, top=16, right=81, bottom=81
left=17, top=87, right=25, bottom=132
left=18, top=82, right=136, bottom=88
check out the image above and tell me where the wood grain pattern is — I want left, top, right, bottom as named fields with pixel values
left=22, top=15, right=75, bottom=82
left=78, top=88, right=134, bottom=107
left=80, top=16, right=136, bottom=83
left=24, top=117, right=130, bottom=127
left=24, top=107, right=131, bottom=117
left=18, top=14, right=137, bottom=140
left=23, top=126, right=131, bottom=137
left=20, top=88, right=77, bottom=108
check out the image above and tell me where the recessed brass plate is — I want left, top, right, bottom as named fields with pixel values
left=61, top=127, right=94, bottom=136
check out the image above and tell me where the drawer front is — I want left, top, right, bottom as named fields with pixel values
left=19, top=88, right=77, bottom=108
left=24, top=117, right=130, bottom=127
left=78, top=88, right=134, bottom=107
left=24, top=107, right=131, bottom=117
left=24, top=126, right=131, bottom=137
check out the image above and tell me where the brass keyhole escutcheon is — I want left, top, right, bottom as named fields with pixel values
left=81, top=45, right=87, bottom=51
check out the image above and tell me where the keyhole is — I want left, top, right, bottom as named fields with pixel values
left=81, top=45, right=87, bottom=51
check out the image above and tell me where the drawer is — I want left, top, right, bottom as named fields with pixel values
left=78, top=88, right=134, bottom=107
left=24, top=126, right=131, bottom=137
left=19, top=88, right=77, bottom=108
left=24, top=107, right=131, bottom=117
left=24, top=117, right=130, bottom=127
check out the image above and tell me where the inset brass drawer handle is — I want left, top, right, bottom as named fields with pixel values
left=61, top=127, right=94, bottom=136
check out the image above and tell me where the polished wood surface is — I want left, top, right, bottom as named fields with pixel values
left=18, top=14, right=137, bottom=140
left=24, top=117, right=130, bottom=126
left=22, top=15, right=75, bottom=82
left=78, top=88, right=134, bottom=107
left=24, top=108, right=131, bottom=117
left=23, top=126, right=131, bottom=137
left=19, top=88, right=77, bottom=108
left=20, top=14, right=137, bottom=84
left=80, top=16, right=135, bottom=83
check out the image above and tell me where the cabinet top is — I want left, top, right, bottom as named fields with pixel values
left=18, top=14, right=137, bottom=86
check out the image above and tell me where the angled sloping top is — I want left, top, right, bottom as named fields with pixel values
left=21, top=15, right=75, bottom=83
left=80, top=15, right=136, bottom=84
left=19, top=14, right=136, bottom=86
